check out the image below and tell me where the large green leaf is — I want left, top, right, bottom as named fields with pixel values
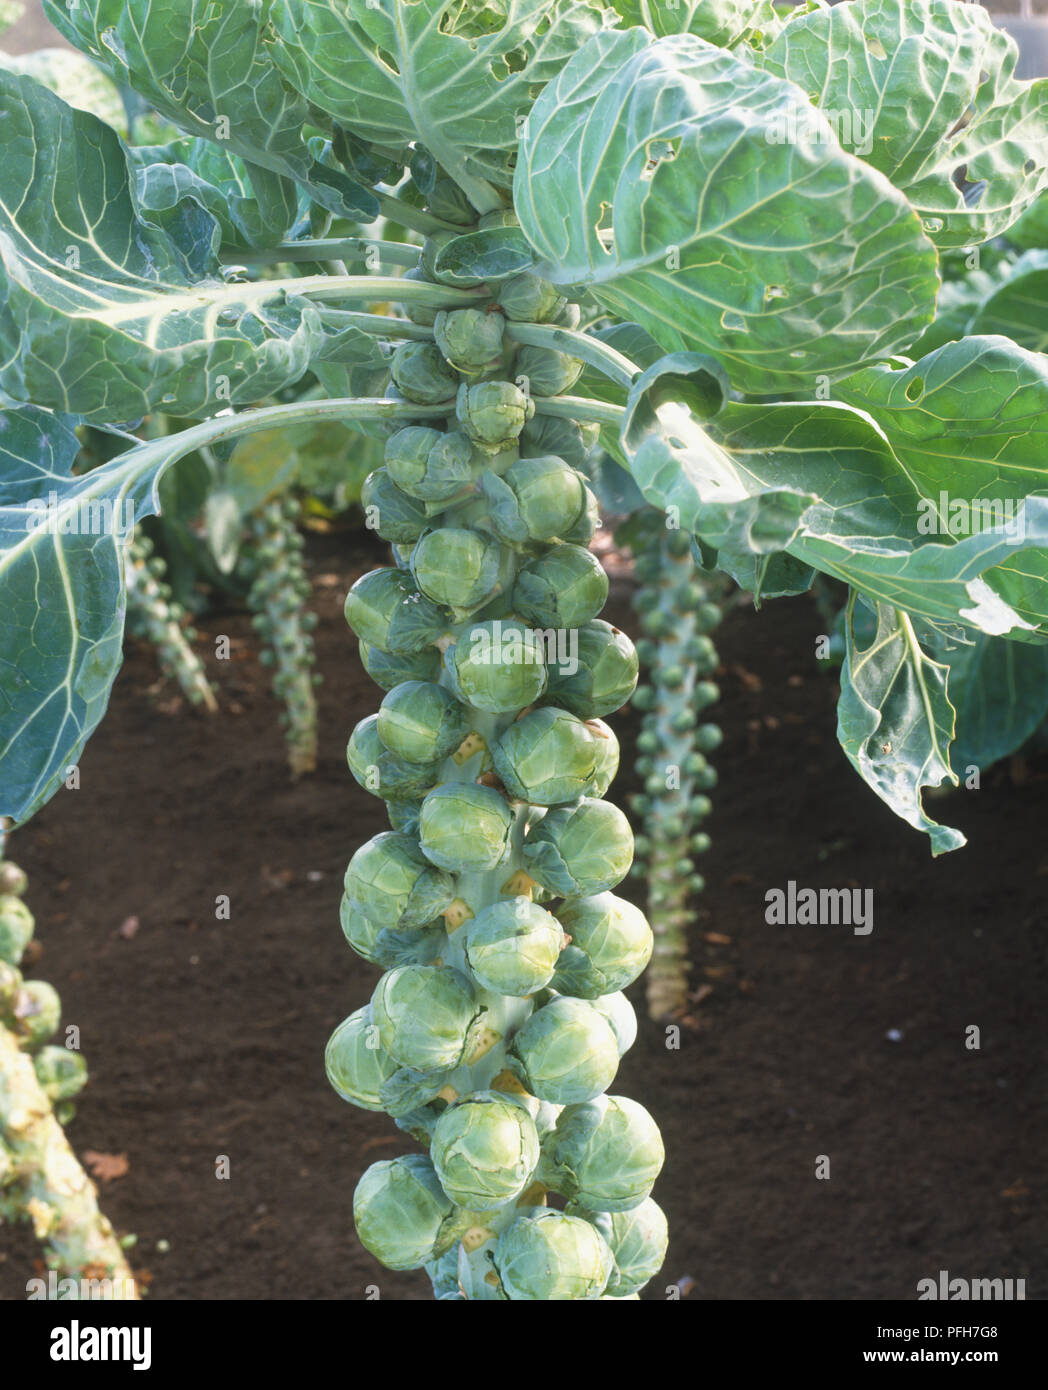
left=762, top=0, right=1048, bottom=249
left=834, top=337, right=1048, bottom=635
left=515, top=29, right=938, bottom=394
left=269, top=0, right=606, bottom=210
left=0, top=406, right=129, bottom=826
left=967, top=251, right=1048, bottom=354
left=619, top=341, right=1048, bottom=638
left=935, top=631, right=1048, bottom=772
left=0, top=74, right=325, bottom=423
left=609, top=0, right=777, bottom=48
left=837, top=599, right=965, bottom=855
left=41, top=0, right=380, bottom=222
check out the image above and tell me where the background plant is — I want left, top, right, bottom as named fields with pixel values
left=0, top=843, right=136, bottom=1296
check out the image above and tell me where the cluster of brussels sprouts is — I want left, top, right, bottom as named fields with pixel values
left=247, top=497, right=321, bottom=779
left=333, top=224, right=668, bottom=1299
left=0, top=856, right=134, bottom=1289
left=627, top=516, right=722, bottom=1019
left=125, top=534, right=218, bottom=713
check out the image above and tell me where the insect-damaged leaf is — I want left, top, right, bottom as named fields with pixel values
left=515, top=29, right=939, bottom=393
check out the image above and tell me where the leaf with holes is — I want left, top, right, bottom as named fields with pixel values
left=268, top=0, right=607, bottom=211
left=761, top=0, right=1048, bottom=249
left=515, top=29, right=939, bottom=393
left=838, top=598, right=965, bottom=855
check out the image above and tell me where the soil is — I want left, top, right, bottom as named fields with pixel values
left=0, top=519, right=1045, bottom=1303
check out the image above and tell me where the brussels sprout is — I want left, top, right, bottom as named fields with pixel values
left=509, top=996, right=619, bottom=1104
left=0, top=894, right=34, bottom=965
left=354, top=1154, right=457, bottom=1270
left=376, top=682, right=472, bottom=766
left=339, top=895, right=444, bottom=969
left=514, top=344, right=584, bottom=397
left=385, top=426, right=476, bottom=502
left=433, top=308, right=505, bottom=375
left=411, top=527, right=505, bottom=612
left=545, top=620, right=639, bottom=719
left=497, top=273, right=567, bottom=323
left=344, top=568, right=447, bottom=654
left=431, top=1091, right=540, bottom=1208
left=447, top=618, right=547, bottom=713
left=428, top=176, right=476, bottom=227
left=552, top=893, right=654, bottom=998
left=12, top=980, right=61, bottom=1048
left=524, top=798, right=634, bottom=897
left=358, top=639, right=442, bottom=692
left=587, top=719, right=620, bottom=798
left=347, top=714, right=442, bottom=800
left=582, top=1198, right=669, bottom=1297
left=485, top=455, right=587, bottom=544
left=32, top=1046, right=88, bottom=1102
left=344, top=832, right=455, bottom=929
left=0, top=863, right=28, bottom=897
left=325, top=1007, right=400, bottom=1111
left=390, top=341, right=459, bottom=404
left=493, top=1210, right=613, bottom=1300
left=511, top=544, right=608, bottom=629
left=492, top=707, right=602, bottom=806
left=371, top=965, right=477, bottom=1071
left=543, top=1096, right=664, bottom=1213
left=589, top=991, right=638, bottom=1057
left=360, top=469, right=429, bottom=544
left=418, top=783, right=514, bottom=872
left=462, top=898, right=565, bottom=997
left=456, top=381, right=534, bottom=453
left=519, top=413, right=590, bottom=471
left=559, top=482, right=601, bottom=546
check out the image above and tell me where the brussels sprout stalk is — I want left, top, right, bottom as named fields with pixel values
left=125, top=535, right=219, bottom=713
left=339, top=251, right=666, bottom=1300
left=628, top=517, right=722, bottom=1019
left=0, top=854, right=136, bottom=1297
left=247, top=498, right=320, bottom=779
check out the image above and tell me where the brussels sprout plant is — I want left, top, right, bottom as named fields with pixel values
left=247, top=497, right=321, bottom=779
left=125, top=534, right=219, bottom=714
left=627, top=512, right=722, bottom=1019
left=1, top=0, right=1047, bottom=1303
left=0, top=850, right=135, bottom=1295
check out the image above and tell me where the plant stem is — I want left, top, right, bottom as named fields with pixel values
left=533, top=395, right=626, bottom=428
left=223, top=238, right=423, bottom=269
left=504, top=324, right=639, bottom=391
left=317, top=309, right=434, bottom=341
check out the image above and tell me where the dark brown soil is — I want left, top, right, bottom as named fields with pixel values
left=1, top=522, right=1046, bottom=1303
